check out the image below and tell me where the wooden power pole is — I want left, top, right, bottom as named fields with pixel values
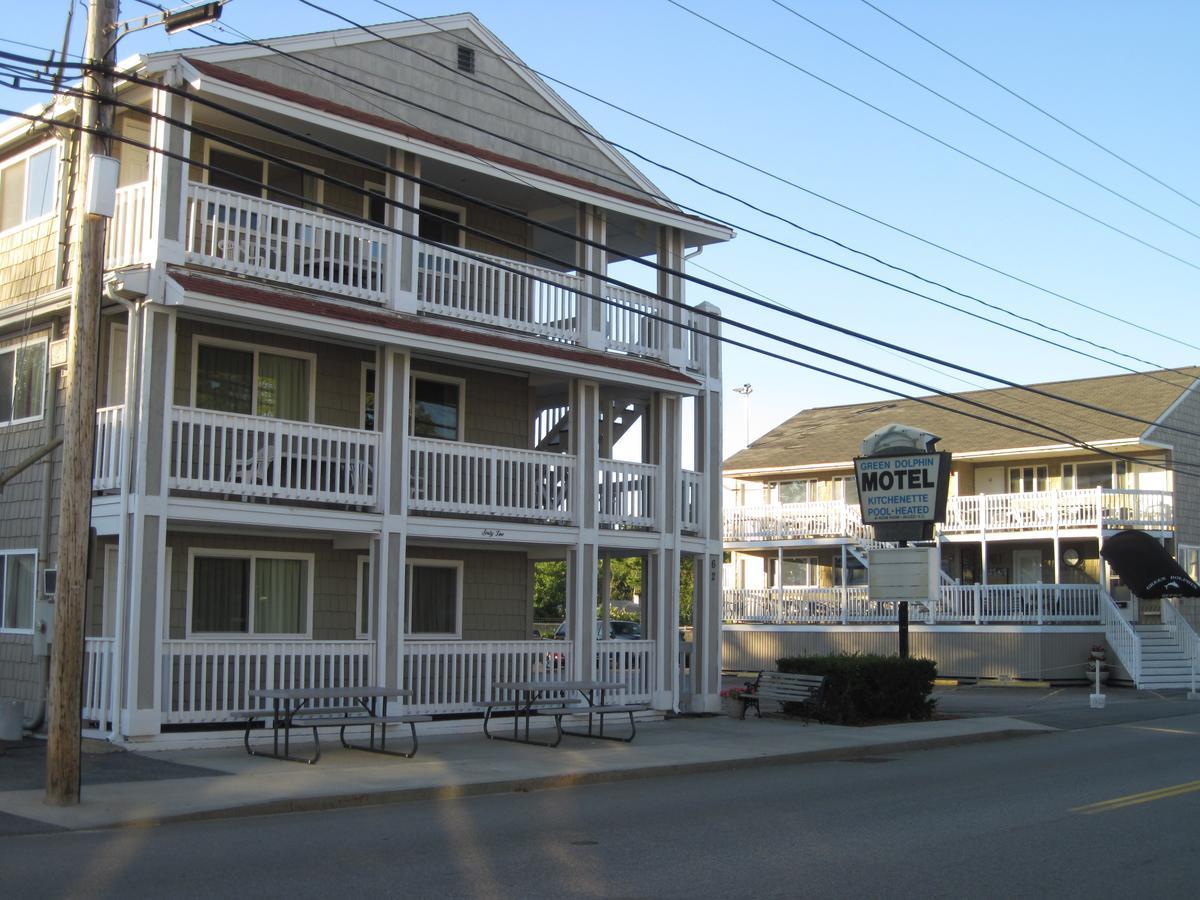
left=45, top=0, right=118, bottom=807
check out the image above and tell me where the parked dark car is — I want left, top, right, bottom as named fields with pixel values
left=552, top=620, right=642, bottom=640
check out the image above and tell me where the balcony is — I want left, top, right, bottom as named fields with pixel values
left=723, top=583, right=1101, bottom=625
left=723, top=488, right=1174, bottom=542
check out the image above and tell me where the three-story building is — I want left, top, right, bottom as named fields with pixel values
left=0, top=14, right=730, bottom=743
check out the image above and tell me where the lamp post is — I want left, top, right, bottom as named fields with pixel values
left=733, top=383, right=753, bottom=448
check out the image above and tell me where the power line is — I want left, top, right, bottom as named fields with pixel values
left=857, top=0, right=1200, bottom=213
left=367, top=0, right=1200, bottom=357
left=769, top=0, right=1200, bottom=244
left=5, top=95, right=1199, bottom=479
left=665, top=0, right=1200, bottom=275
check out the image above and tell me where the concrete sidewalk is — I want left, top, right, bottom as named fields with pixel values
left=0, top=712, right=1050, bottom=833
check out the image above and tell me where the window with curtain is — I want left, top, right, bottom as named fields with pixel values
left=0, top=340, right=47, bottom=426
left=194, top=343, right=310, bottom=421
left=407, top=563, right=460, bottom=636
left=412, top=377, right=461, bottom=440
left=0, top=551, right=36, bottom=631
left=191, top=554, right=309, bottom=635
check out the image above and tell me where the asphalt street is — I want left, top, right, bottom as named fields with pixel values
left=3, top=700, right=1198, bottom=898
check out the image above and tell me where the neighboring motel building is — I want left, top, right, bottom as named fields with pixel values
left=0, top=14, right=731, bottom=744
left=722, top=368, right=1200, bottom=688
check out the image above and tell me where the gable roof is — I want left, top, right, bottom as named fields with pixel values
left=724, top=367, right=1200, bottom=474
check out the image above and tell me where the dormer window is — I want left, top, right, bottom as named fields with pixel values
left=457, top=45, right=475, bottom=74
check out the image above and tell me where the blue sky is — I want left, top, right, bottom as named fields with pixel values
left=5, top=1, right=1198, bottom=456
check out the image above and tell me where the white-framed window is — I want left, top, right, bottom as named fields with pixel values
left=204, top=141, right=323, bottom=209
left=107, top=324, right=128, bottom=406
left=0, top=550, right=37, bottom=632
left=411, top=373, right=464, bottom=441
left=187, top=549, right=313, bottom=637
left=361, top=363, right=376, bottom=431
left=769, top=555, right=817, bottom=587
left=0, top=143, right=59, bottom=234
left=1062, top=461, right=1127, bottom=491
left=405, top=559, right=462, bottom=639
left=1008, top=465, right=1049, bottom=493
left=357, top=555, right=372, bottom=639
left=418, top=198, right=465, bottom=247
left=364, top=181, right=387, bottom=226
left=0, top=336, right=48, bottom=427
left=191, top=336, right=315, bottom=422
left=773, top=479, right=816, bottom=504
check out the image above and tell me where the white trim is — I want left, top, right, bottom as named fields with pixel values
left=185, top=548, right=315, bottom=639
left=106, top=323, right=128, bottom=405
left=0, top=548, right=37, bottom=634
left=0, top=140, right=60, bottom=237
left=405, top=558, right=464, bottom=639
left=0, top=334, right=49, bottom=428
left=203, top=139, right=325, bottom=206
left=410, top=371, right=466, bottom=442
left=189, top=333, right=317, bottom=421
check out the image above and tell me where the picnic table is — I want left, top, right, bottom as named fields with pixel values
left=483, top=679, right=648, bottom=747
left=240, top=686, right=429, bottom=764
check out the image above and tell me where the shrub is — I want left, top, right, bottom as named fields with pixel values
left=775, top=654, right=937, bottom=725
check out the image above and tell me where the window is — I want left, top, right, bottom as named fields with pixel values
left=0, top=550, right=37, bottom=632
left=1067, top=462, right=1118, bottom=491
left=0, top=339, right=47, bottom=426
left=769, top=555, right=817, bottom=587
left=1007, top=465, right=1048, bottom=493
left=364, top=182, right=387, bottom=226
left=774, top=479, right=816, bottom=504
left=411, top=375, right=463, bottom=441
left=207, top=146, right=264, bottom=197
left=456, top=45, right=476, bottom=74
left=357, top=555, right=372, bottom=638
left=0, top=144, right=58, bottom=232
left=193, top=339, right=313, bottom=421
left=833, top=558, right=867, bottom=587
left=189, top=551, right=311, bottom=636
left=206, top=143, right=321, bottom=209
left=406, top=560, right=462, bottom=638
left=362, top=364, right=376, bottom=431
left=418, top=200, right=464, bottom=246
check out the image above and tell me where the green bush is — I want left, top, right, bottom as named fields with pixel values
left=775, top=654, right=937, bottom=725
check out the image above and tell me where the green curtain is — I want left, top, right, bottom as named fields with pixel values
left=409, top=565, right=456, bottom=634
left=254, top=558, right=306, bottom=634
left=257, top=353, right=309, bottom=421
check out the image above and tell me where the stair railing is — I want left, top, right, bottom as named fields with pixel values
left=1162, top=598, right=1200, bottom=696
left=1099, top=589, right=1141, bottom=686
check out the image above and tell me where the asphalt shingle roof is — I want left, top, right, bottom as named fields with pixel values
left=724, top=367, right=1200, bottom=473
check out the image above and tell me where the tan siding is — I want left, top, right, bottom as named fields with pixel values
left=410, top=546, right=529, bottom=640
left=0, top=633, right=39, bottom=702
left=0, top=218, right=58, bottom=307
left=413, top=360, right=528, bottom=448
left=722, top=628, right=1103, bottom=681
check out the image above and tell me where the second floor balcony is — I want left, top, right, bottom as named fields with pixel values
left=724, top=487, right=1174, bottom=544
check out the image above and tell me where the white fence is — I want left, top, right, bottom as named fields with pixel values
left=603, top=284, right=664, bottom=357
left=595, top=639, right=654, bottom=703
left=161, top=639, right=376, bottom=724
left=724, top=501, right=858, bottom=542
left=169, top=407, right=379, bottom=506
left=403, top=640, right=573, bottom=714
left=409, top=437, right=573, bottom=522
left=105, top=182, right=152, bottom=269
left=598, top=459, right=657, bottom=527
left=1100, top=592, right=1140, bottom=684
left=184, top=183, right=389, bottom=302
left=82, top=637, right=117, bottom=732
left=416, top=242, right=578, bottom=343
left=724, top=584, right=1101, bottom=624
left=680, top=469, right=703, bottom=533
left=93, top=405, right=125, bottom=491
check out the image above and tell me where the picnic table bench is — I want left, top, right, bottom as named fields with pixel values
left=239, top=686, right=430, bottom=764
left=738, top=671, right=826, bottom=722
left=484, top=680, right=649, bottom=747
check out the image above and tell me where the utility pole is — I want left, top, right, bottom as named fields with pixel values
left=45, top=0, right=118, bottom=807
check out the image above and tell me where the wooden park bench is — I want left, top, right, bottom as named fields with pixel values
left=737, top=671, right=826, bottom=722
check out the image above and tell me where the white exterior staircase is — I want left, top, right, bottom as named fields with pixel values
left=1133, top=625, right=1195, bottom=689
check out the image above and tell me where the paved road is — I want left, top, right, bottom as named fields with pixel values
left=5, top=706, right=1199, bottom=898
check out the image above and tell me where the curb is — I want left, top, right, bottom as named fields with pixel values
left=93, top=726, right=1048, bottom=832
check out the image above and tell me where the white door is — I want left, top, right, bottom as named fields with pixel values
left=1013, top=549, right=1042, bottom=584
left=975, top=466, right=1004, bottom=494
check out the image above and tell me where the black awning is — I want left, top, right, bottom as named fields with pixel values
left=1100, top=530, right=1200, bottom=599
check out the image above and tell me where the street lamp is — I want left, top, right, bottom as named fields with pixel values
left=733, top=383, right=753, bottom=448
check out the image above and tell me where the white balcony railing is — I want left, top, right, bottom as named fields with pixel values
left=603, top=284, right=664, bottom=357
left=105, top=182, right=152, bottom=269
left=409, top=437, right=573, bottom=522
left=169, top=407, right=380, bottom=506
left=93, top=405, right=125, bottom=491
left=594, top=639, right=654, bottom=704
left=680, top=469, right=704, bottom=533
left=82, top=636, right=117, bottom=731
left=416, top=242, right=578, bottom=343
left=161, top=639, right=376, bottom=724
left=598, top=459, right=657, bottom=528
left=723, top=583, right=1101, bottom=625
left=403, top=640, right=574, bottom=714
left=725, top=488, right=1174, bottom=541
left=184, top=183, right=389, bottom=302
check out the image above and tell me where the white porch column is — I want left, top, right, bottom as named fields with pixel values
left=688, top=551, right=723, bottom=713
left=374, top=348, right=410, bottom=688
left=652, top=392, right=683, bottom=710
left=389, top=150, right=419, bottom=313
left=118, top=306, right=175, bottom=738
left=568, top=379, right=600, bottom=679
left=657, top=225, right=686, bottom=367
left=147, top=84, right=190, bottom=265
left=576, top=203, right=607, bottom=350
